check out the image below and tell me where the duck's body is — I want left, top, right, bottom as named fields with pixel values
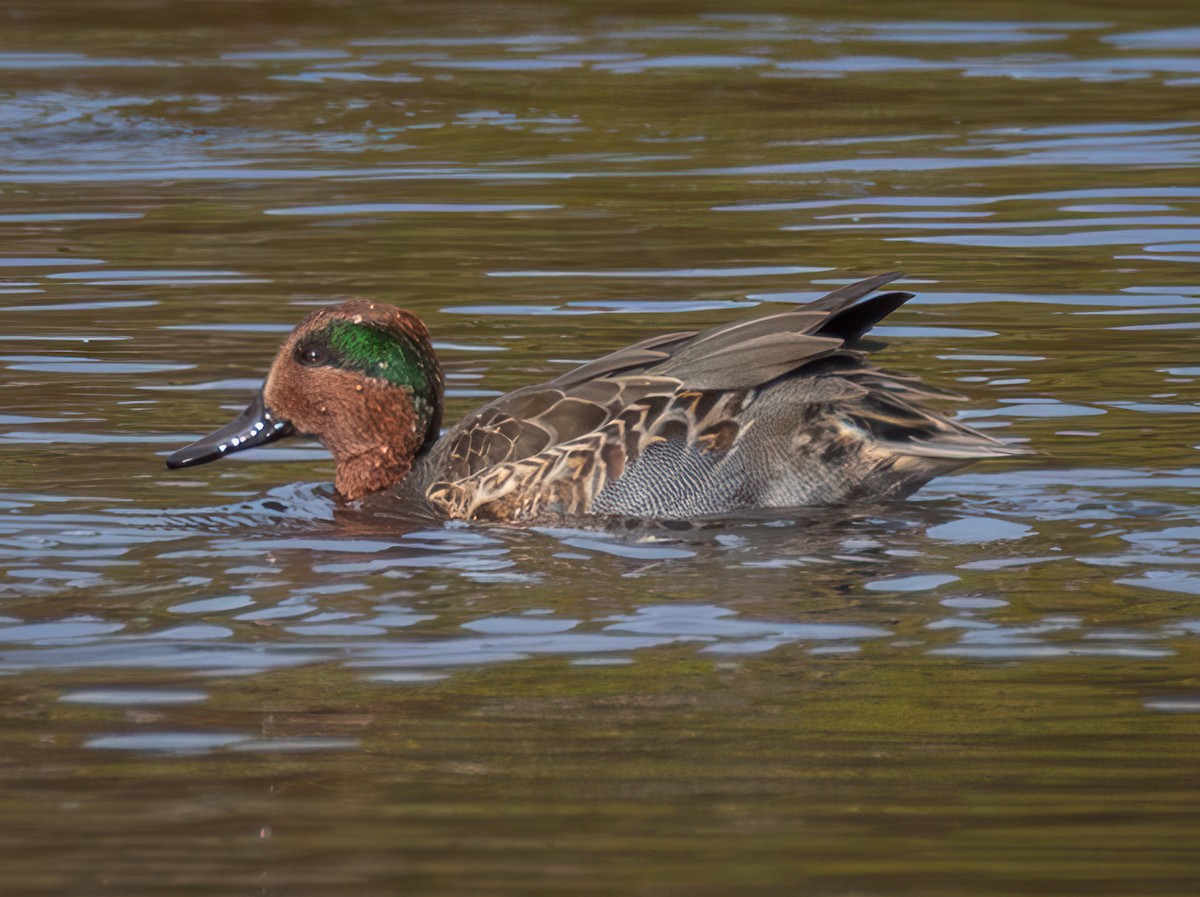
left=167, top=273, right=1023, bottom=523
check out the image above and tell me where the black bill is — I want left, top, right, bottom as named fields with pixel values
left=166, top=392, right=295, bottom=469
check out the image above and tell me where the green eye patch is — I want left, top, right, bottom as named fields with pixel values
left=321, top=320, right=431, bottom=392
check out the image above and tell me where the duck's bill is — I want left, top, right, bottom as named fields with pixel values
left=166, top=392, right=295, bottom=469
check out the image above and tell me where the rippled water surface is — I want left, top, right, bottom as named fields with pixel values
left=3, top=1, right=1200, bottom=894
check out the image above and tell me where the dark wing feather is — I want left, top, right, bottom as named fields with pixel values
left=652, top=331, right=843, bottom=390
left=803, top=271, right=905, bottom=310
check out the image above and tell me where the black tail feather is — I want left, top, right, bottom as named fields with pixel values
left=816, top=290, right=914, bottom=343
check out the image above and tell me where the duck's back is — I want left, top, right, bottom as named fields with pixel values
left=421, top=274, right=1023, bottom=523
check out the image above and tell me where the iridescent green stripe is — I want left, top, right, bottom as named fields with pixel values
left=325, top=321, right=429, bottom=392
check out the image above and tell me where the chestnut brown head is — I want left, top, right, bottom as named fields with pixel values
left=167, top=300, right=444, bottom=500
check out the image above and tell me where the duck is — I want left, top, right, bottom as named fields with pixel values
left=166, top=273, right=1025, bottom=523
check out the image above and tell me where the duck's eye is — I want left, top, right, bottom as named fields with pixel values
left=297, top=345, right=329, bottom=367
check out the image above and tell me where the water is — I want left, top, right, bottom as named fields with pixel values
left=3, top=2, right=1200, bottom=893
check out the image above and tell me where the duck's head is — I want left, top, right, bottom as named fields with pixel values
left=166, top=299, right=444, bottom=500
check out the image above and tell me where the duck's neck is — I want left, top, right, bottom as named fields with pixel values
left=323, top=383, right=441, bottom=501
left=334, top=446, right=416, bottom=500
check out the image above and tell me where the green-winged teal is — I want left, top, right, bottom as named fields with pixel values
left=166, top=273, right=1025, bottom=522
